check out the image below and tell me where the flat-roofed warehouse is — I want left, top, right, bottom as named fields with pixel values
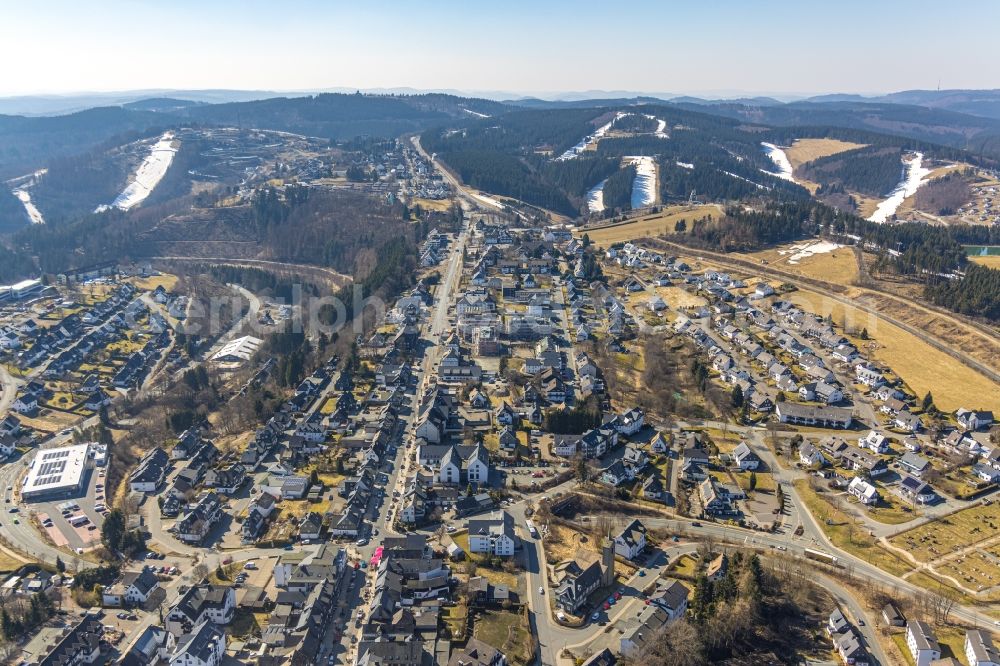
left=211, top=335, right=262, bottom=364
left=22, top=443, right=91, bottom=501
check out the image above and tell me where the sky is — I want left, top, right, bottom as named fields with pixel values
left=2, top=0, right=998, bottom=98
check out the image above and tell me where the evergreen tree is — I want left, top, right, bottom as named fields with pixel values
left=1, top=608, right=13, bottom=640
left=691, top=574, right=714, bottom=623
left=101, top=508, right=126, bottom=553
left=731, top=385, right=743, bottom=408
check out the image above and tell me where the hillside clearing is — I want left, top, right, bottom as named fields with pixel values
left=576, top=204, right=722, bottom=247
left=970, top=255, right=1000, bottom=269
left=736, top=243, right=859, bottom=287
left=783, top=138, right=868, bottom=170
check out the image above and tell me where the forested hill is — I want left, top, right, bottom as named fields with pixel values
left=421, top=104, right=812, bottom=215
left=0, top=93, right=512, bottom=179
left=0, top=107, right=168, bottom=179
left=798, top=146, right=904, bottom=197
left=673, top=100, right=1000, bottom=163
left=175, top=93, right=511, bottom=140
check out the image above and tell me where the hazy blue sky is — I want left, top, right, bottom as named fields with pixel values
left=2, top=0, right=997, bottom=97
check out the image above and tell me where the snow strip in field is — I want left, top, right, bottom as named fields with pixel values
left=778, top=240, right=843, bottom=265
left=462, top=108, right=490, bottom=119
left=586, top=179, right=607, bottom=213
left=98, top=132, right=178, bottom=212
left=625, top=156, right=656, bottom=209
left=10, top=169, right=47, bottom=224
left=761, top=142, right=795, bottom=182
left=721, top=170, right=767, bottom=190
left=471, top=191, right=503, bottom=209
left=867, top=152, right=931, bottom=223
left=676, top=161, right=694, bottom=170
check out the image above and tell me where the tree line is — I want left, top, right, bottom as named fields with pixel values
left=799, top=145, right=904, bottom=197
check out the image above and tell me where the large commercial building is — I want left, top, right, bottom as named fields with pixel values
left=0, top=278, right=43, bottom=302
left=22, top=443, right=91, bottom=501
left=210, top=335, right=262, bottom=364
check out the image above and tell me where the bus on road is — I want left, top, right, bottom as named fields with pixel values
left=804, top=548, right=839, bottom=567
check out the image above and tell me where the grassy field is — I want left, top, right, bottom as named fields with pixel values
left=669, top=553, right=700, bottom=578
left=732, top=469, right=776, bottom=493
left=736, top=243, right=859, bottom=287
left=131, top=274, right=178, bottom=291
left=783, top=138, right=868, bottom=170
left=411, top=197, right=454, bottom=212
left=543, top=522, right=601, bottom=564
left=576, top=204, right=722, bottom=246
left=474, top=609, right=533, bottom=665
left=787, top=287, right=1000, bottom=413
left=651, top=285, right=708, bottom=309
left=970, top=254, right=1000, bottom=269
left=889, top=503, right=1000, bottom=563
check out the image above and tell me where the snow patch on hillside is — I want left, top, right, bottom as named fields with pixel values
left=676, top=161, right=694, bottom=170
left=761, top=142, right=795, bottom=182
left=778, top=240, right=843, bottom=264
left=586, top=179, right=607, bottom=213
left=867, top=152, right=931, bottom=223
left=644, top=114, right=669, bottom=139
left=9, top=169, right=47, bottom=225
left=556, top=113, right=627, bottom=161
left=462, top=108, right=490, bottom=119
left=97, top=132, right=178, bottom=212
left=625, top=156, right=656, bottom=209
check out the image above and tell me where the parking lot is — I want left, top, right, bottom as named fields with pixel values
left=24, top=463, right=108, bottom=552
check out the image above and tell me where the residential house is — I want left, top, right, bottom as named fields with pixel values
left=299, top=512, right=324, bottom=541
left=776, top=403, right=852, bottom=429
left=965, top=629, right=1000, bottom=666
left=799, top=442, right=826, bottom=467
left=613, top=519, right=647, bottom=560
left=906, top=621, right=941, bottom=666
left=554, top=541, right=615, bottom=614
left=898, top=476, right=938, bottom=505
left=840, top=446, right=888, bottom=477
left=899, top=452, right=930, bottom=477
left=174, top=493, right=223, bottom=545
left=848, top=477, right=879, bottom=505
left=732, top=442, right=760, bottom=471
left=102, top=568, right=160, bottom=607
left=34, top=616, right=103, bottom=666
left=649, top=580, right=689, bottom=621
left=467, top=511, right=517, bottom=557
left=165, top=584, right=236, bottom=636
left=130, top=448, right=170, bottom=493
left=957, top=409, right=995, bottom=432
left=859, top=431, right=889, bottom=454
left=168, top=619, right=226, bottom=666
